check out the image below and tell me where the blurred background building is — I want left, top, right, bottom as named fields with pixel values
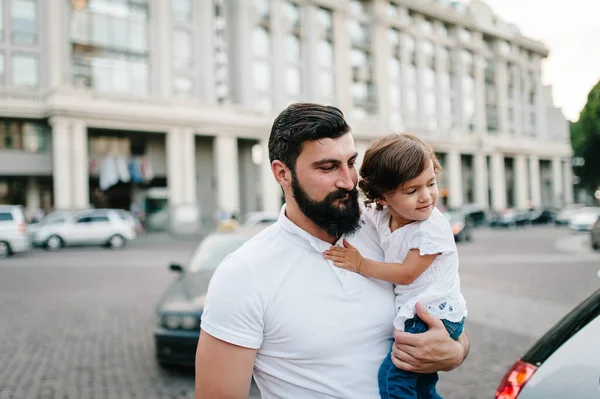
left=0, top=0, right=572, bottom=230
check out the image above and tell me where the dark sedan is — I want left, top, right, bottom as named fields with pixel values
left=154, top=229, right=261, bottom=367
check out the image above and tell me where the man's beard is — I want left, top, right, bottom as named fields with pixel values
left=291, top=174, right=362, bottom=239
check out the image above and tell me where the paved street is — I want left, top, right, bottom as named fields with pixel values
left=1, top=226, right=599, bottom=399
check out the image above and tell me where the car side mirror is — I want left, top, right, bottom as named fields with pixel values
left=169, top=263, right=184, bottom=273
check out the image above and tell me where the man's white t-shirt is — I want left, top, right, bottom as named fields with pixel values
left=201, top=206, right=396, bottom=398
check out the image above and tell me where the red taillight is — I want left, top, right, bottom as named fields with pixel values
left=18, top=221, right=27, bottom=235
left=496, top=359, right=538, bottom=399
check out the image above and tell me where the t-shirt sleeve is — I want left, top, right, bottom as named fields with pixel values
left=409, top=216, right=457, bottom=257
left=200, top=254, right=264, bottom=349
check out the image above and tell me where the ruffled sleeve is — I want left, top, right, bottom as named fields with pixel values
left=409, top=212, right=457, bottom=257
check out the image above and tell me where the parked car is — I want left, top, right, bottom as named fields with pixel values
left=568, top=207, right=600, bottom=232
left=554, top=203, right=586, bottom=225
left=0, top=205, right=31, bottom=259
left=527, top=208, right=557, bottom=225
left=495, top=287, right=600, bottom=398
left=458, top=203, right=487, bottom=227
left=154, top=227, right=264, bottom=367
left=446, top=212, right=473, bottom=243
left=242, top=211, right=279, bottom=227
left=28, top=210, right=74, bottom=240
left=32, top=209, right=136, bottom=251
left=489, top=209, right=531, bottom=228
left=591, top=217, right=600, bottom=251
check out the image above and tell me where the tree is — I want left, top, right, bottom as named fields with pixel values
left=570, top=79, right=600, bottom=193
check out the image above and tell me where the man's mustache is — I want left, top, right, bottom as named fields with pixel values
left=325, top=188, right=358, bottom=202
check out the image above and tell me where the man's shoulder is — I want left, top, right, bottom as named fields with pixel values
left=228, top=223, right=290, bottom=269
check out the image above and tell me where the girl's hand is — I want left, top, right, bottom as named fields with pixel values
left=324, top=239, right=364, bottom=273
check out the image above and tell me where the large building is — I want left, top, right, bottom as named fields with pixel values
left=0, top=0, right=572, bottom=229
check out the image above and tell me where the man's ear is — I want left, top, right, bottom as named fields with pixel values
left=272, top=160, right=292, bottom=187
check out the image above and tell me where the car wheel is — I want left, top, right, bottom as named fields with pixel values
left=0, top=241, right=11, bottom=259
left=107, top=234, right=126, bottom=249
left=45, top=235, right=64, bottom=251
left=593, top=240, right=600, bottom=251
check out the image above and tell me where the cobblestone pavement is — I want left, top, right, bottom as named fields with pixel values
left=0, top=227, right=598, bottom=399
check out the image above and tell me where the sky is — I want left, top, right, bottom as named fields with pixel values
left=466, top=0, right=600, bottom=121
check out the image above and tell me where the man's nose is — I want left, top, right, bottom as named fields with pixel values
left=336, top=165, right=356, bottom=191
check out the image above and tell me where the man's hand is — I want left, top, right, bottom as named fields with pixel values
left=324, top=239, right=364, bottom=273
left=391, top=303, right=469, bottom=373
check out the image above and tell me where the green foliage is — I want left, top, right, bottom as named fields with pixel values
left=570, top=80, right=600, bottom=191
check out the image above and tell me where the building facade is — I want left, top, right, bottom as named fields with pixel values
left=0, top=0, right=572, bottom=229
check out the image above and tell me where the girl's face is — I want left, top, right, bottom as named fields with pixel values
left=380, top=160, right=439, bottom=226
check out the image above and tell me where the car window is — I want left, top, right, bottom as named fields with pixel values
left=188, top=234, right=249, bottom=273
left=0, top=212, right=14, bottom=222
left=76, top=216, right=92, bottom=224
left=90, top=216, right=110, bottom=223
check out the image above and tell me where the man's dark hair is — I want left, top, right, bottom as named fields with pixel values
left=268, top=103, right=351, bottom=171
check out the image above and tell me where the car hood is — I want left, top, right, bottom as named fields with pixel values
left=157, top=270, right=215, bottom=314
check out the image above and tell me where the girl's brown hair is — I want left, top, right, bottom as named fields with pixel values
left=358, top=133, right=441, bottom=209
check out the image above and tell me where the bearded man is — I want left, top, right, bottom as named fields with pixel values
left=195, top=103, right=469, bottom=399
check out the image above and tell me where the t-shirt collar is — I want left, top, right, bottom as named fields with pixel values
left=277, top=204, right=345, bottom=253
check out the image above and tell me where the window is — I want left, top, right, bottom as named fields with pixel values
left=173, top=29, right=193, bottom=68
left=316, top=7, right=332, bottom=35
left=0, top=120, right=49, bottom=152
left=70, top=0, right=150, bottom=95
left=254, top=0, right=270, bottom=22
left=421, top=18, right=433, bottom=36
left=284, top=34, right=300, bottom=62
left=0, top=53, right=4, bottom=83
left=252, top=27, right=270, bottom=58
left=0, top=212, right=14, bottom=222
left=12, top=54, right=38, bottom=87
left=11, top=0, right=36, bottom=45
left=283, top=1, right=300, bottom=28
left=253, top=60, right=271, bottom=91
left=173, top=76, right=194, bottom=97
left=387, top=3, right=398, bottom=18
left=171, top=0, right=191, bottom=21
left=0, top=1, right=4, bottom=41
left=317, top=40, right=333, bottom=67
left=285, top=67, right=300, bottom=96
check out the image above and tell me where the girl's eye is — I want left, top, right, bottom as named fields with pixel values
left=428, top=181, right=437, bottom=187
left=407, top=190, right=417, bottom=195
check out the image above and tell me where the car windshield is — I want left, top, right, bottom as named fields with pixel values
left=38, top=212, right=69, bottom=225
left=187, top=234, right=249, bottom=273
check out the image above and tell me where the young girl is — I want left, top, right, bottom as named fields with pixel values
left=324, top=133, right=467, bottom=399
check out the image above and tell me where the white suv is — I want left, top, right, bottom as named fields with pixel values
left=0, top=205, right=31, bottom=258
left=33, top=209, right=137, bottom=251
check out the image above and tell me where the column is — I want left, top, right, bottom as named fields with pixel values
left=214, top=136, right=240, bottom=215
left=182, top=129, right=197, bottom=204
left=151, top=0, right=172, bottom=98
left=514, top=154, right=528, bottom=209
left=47, top=0, right=69, bottom=88
left=260, top=140, right=282, bottom=213
left=50, top=118, right=72, bottom=210
left=490, top=152, right=507, bottom=211
left=528, top=155, right=541, bottom=208
left=435, top=41, right=448, bottom=134
left=551, top=156, right=563, bottom=207
left=26, top=178, right=41, bottom=215
left=473, top=53, right=487, bottom=134
left=166, top=128, right=184, bottom=207
left=227, top=0, right=254, bottom=106
left=198, top=0, right=216, bottom=103
left=447, top=150, right=463, bottom=209
left=333, top=3, right=351, bottom=112
left=512, top=65, right=522, bottom=137
left=563, top=159, right=573, bottom=205
left=496, top=59, right=509, bottom=135
left=304, top=4, right=320, bottom=101
left=271, top=0, right=286, bottom=109
left=71, top=120, right=89, bottom=209
left=534, top=57, right=548, bottom=140
left=451, top=46, right=465, bottom=132
left=473, top=152, right=488, bottom=210
left=372, top=0, right=391, bottom=122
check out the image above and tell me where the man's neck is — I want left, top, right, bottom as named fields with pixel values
left=284, top=202, right=337, bottom=245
